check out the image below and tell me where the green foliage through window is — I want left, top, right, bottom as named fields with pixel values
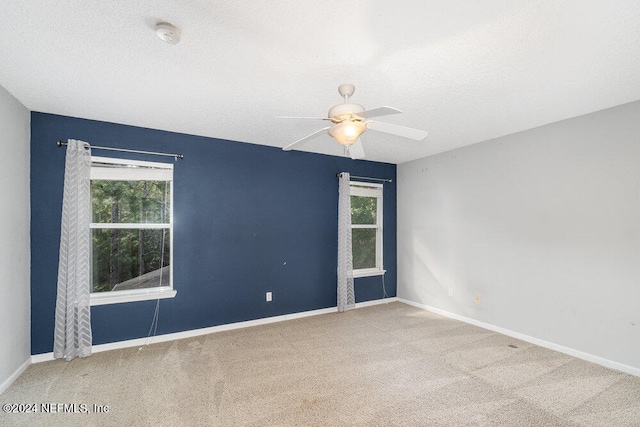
left=352, top=228, right=376, bottom=269
left=91, top=180, right=170, bottom=224
left=91, top=229, right=170, bottom=293
left=351, top=195, right=376, bottom=224
left=90, top=167, right=172, bottom=294
left=350, top=182, right=382, bottom=272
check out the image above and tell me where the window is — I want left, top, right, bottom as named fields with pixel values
left=89, top=156, right=175, bottom=305
left=350, top=181, right=384, bottom=277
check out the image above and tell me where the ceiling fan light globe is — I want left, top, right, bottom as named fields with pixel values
left=329, top=121, right=366, bottom=146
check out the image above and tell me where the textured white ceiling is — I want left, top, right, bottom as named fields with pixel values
left=0, top=0, right=639, bottom=164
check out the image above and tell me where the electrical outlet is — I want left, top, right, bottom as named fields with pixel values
left=266, top=292, right=272, bottom=302
left=448, top=288, right=453, bottom=297
left=474, top=294, right=480, bottom=304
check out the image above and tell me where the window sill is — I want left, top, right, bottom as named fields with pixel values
left=90, top=288, right=177, bottom=306
left=353, top=269, right=386, bottom=278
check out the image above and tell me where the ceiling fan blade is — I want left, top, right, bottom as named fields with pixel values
left=282, top=127, right=330, bottom=151
left=366, top=121, right=428, bottom=140
left=358, top=106, right=402, bottom=119
left=349, top=138, right=365, bottom=160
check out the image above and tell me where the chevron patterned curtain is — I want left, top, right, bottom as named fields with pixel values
left=54, top=139, right=93, bottom=361
left=337, top=172, right=355, bottom=312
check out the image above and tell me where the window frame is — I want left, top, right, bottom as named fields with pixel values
left=350, top=181, right=385, bottom=278
left=89, top=156, right=176, bottom=306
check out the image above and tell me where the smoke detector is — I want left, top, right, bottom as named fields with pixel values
left=155, top=22, right=181, bottom=45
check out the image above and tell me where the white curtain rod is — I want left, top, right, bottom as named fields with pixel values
left=336, top=173, right=392, bottom=183
left=57, top=140, right=184, bottom=160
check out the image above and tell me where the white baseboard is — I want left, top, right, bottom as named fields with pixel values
left=355, top=297, right=397, bottom=308
left=397, top=298, right=640, bottom=378
left=31, top=297, right=398, bottom=364
left=0, top=357, right=30, bottom=395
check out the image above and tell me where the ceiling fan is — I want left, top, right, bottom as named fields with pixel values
left=279, top=84, right=428, bottom=159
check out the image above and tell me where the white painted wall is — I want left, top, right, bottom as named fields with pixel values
left=398, top=100, right=640, bottom=370
left=0, top=84, right=30, bottom=393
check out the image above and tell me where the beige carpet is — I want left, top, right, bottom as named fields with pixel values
left=2, top=302, right=639, bottom=426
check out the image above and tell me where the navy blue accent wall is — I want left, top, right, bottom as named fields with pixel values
left=30, top=112, right=396, bottom=355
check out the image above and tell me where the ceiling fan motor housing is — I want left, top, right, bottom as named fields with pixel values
left=328, top=103, right=365, bottom=121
